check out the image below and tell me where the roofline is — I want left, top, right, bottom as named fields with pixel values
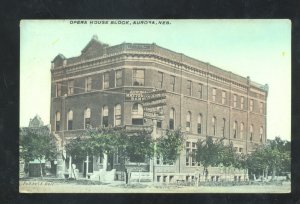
left=53, top=41, right=268, bottom=92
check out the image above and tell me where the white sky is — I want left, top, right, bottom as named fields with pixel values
left=20, top=20, right=291, bottom=141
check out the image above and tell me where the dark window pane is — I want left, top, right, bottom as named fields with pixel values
left=103, top=116, right=108, bottom=127
left=68, top=120, right=73, bottom=130
left=169, top=119, right=174, bottom=130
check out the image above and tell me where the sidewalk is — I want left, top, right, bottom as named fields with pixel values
left=19, top=177, right=291, bottom=193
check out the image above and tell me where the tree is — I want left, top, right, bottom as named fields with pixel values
left=219, top=142, right=235, bottom=181
left=156, top=129, right=185, bottom=164
left=65, top=126, right=155, bottom=172
left=247, top=145, right=269, bottom=179
left=65, top=136, right=98, bottom=162
left=195, top=136, right=225, bottom=180
left=125, top=129, right=155, bottom=163
left=220, top=142, right=235, bottom=167
left=268, top=137, right=291, bottom=175
left=20, top=127, right=57, bottom=179
left=247, top=136, right=291, bottom=180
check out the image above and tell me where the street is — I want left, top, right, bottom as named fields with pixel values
left=19, top=178, right=291, bottom=193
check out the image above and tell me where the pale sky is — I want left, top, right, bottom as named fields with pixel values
left=20, top=20, right=291, bottom=141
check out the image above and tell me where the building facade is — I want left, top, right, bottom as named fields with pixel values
left=50, top=36, right=268, bottom=182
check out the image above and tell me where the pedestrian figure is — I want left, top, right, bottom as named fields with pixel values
left=205, top=169, right=209, bottom=182
left=125, top=168, right=128, bottom=185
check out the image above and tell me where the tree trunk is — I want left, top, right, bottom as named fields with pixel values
left=39, top=160, right=43, bottom=179
left=272, top=166, right=276, bottom=181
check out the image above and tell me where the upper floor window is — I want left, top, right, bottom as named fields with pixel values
left=169, top=108, right=175, bottom=130
left=84, top=108, right=91, bottom=129
left=55, top=111, right=61, bottom=131
left=103, top=72, right=110, bottom=89
left=158, top=72, right=163, bottom=89
left=212, top=88, right=216, bottom=102
left=250, top=124, right=254, bottom=141
left=233, top=94, right=237, bottom=108
left=56, top=83, right=61, bottom=97
left=240, top=122, right=244, bottom=139
left=102, top=106, right=109, bottom=127
left=186, top=111, right=191, bottom=132
left=259, top=102, right=264, bottom=114
left=198, top=83, right=203, bottom=99
left=68, top=80, right=74, bottom=95
left=241, top=96, right=244, bottom=109
left=67, top=110, right=73, bottom=130
left=133, top=69, right=144, bottom=86
left=260, top=127, right=263, bottom=142
left=212, top=116, right=217, bottom=136
left=187, top=80, right=192, bottom=96
left=233, top=121, right=238, bottom=138
left=197, top=114, right=202, bottom=134
left=222, top=91, right=226, bottom=104
left=250, top=99, right=254, bottom=111
left=114, top=104, right=121, bottom=126
left=170, top=75, right=175, bottom=92
left=132, top=103, right=144, bottom=125
left=85, top=77, right=92, bottom=92
left=115, top=70, right=123, bottom=87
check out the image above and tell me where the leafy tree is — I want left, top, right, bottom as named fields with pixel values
left=247, top=136, right=291, bottom=180
left=247, top=145, right=268, bottom=178
left=65, top=136, right=98, bottom=162
left=195, top=136, right=225, bottom=176
left=65, top=126, right=155, bottom=171
left=156, top=129, right=185, bottom=164
left=220, top=142, right=235, bottom=167
left=20, top=127, right=57, bottom=179
left=126, top=129, right=155, bottom=163
left=268, top=137, right=291, bottom=174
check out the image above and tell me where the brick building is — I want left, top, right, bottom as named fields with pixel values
left=50, top=36, right=268, bottom=182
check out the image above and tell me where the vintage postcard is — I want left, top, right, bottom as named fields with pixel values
left=19, top=19, right=291, bottom=193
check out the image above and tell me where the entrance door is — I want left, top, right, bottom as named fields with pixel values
left=107, top=154, right=114, bottom=171
left=83, top=156, right=93, bottom=177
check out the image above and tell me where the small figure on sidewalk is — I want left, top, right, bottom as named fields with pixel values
left=125, top=168, right=129, bottom=185
left=205, top=169, right=209, bottom=181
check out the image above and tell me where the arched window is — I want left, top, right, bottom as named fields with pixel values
left=114, top=104, right=121, bottom=126
left=67, top=110, right=73, bottom=130
left=212, top=116, right=217, bottom=136
left=186, top=111, right=191, bottom=132
left=250, top=124, right=254, bottom=141
left=240, top=123, right=244, bottom=139
left=233, top=121, right=238, bottom=138
left=84, top=108, right=91, bottom=129
left=197, top=114, right=202, bottom=134
left=55, top=112, right=61, bottom=131
left=260, top=127, right=263, bottom=142
left=102, top=106, right=109, bottom=127
left=222, top=118, right=226, bottom=137
left=132, top=103, right=143, bottom=125
left=169, top=108, right=175, bottom=130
